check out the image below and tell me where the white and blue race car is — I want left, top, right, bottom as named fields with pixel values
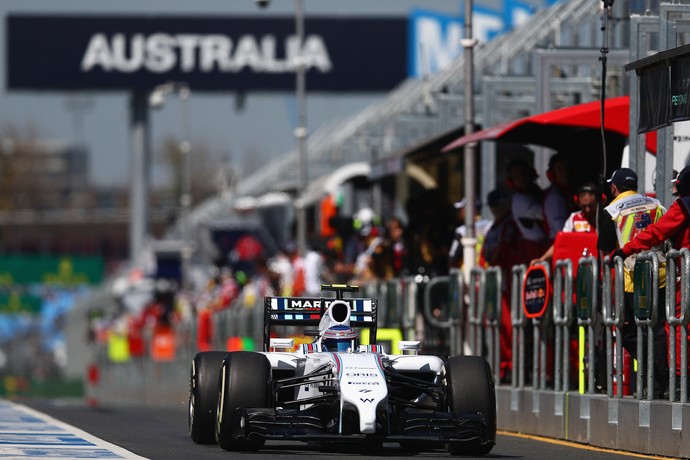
left=188, top=284, right=496, bottom=455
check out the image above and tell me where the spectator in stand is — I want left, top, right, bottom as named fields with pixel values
left=531, top=182, right=598, bottom=265
left=479, top=188, right=519, bottom=381
left=598, top=167, right=668, bottom=399
left=542, top=153, right=576, bottom=244
left=505, top=158, right=547, bottom=265
left=612, top=166, right=690, bottom=387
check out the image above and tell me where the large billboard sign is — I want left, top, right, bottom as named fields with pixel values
left=7, top=15, right=407, bottom=92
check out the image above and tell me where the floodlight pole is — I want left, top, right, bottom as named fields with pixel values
left=129, top=91, right=151, bottom=265
left=255, top=0, right=307, bottom=254
left=462, top=0, right=477, bottom=281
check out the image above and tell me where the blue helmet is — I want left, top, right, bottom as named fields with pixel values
left=321, top=325, right=358, bottom=352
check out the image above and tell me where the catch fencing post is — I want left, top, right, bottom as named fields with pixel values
left=403, top=277, right=419, bottom=342
left=603, top=255, right=625, bottom=398
left=576, top=255, right=598, bottom=394
left=633, top=251, right=659, bottom=400
left=553, top=259, right=573, bottom=392
left=468, top=267, right=484, bottom=356
left=484, top=266, right=502, bottom=385
left=511, top=265, right=527, bottom=388
left=423, top=276, right=464, bottom=357
left=666, top=248, right=690, bottom=402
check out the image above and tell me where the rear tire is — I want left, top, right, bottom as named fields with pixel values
left=189, top=351, right=228, bottom=444
left=216, top=351, right=271, bottom=451
left=445, top=355, right=496, bottom=456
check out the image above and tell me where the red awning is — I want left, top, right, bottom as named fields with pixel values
left=442, top=96, right=657, bottom=153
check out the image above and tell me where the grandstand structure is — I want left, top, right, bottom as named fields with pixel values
left=165, top=0, right=681, bottom=259
left=232, top=0, right=628, bottom=199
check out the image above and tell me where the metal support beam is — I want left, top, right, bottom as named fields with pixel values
left=628, top=15, right=659, bottom=188
left=128, top=91, right=151, bottom=265
left=462, top=0, right=477, bottom=280
left=534, top=48, right=629, bottom=186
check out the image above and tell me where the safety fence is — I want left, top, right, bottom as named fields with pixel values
left=86, top=249, right=690, bottom=457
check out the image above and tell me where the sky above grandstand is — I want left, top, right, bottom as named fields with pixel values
left=0, top=0, right=527, bottom=188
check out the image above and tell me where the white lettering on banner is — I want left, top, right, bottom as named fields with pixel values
left=200, top=35, right=232, bottom=72
left=177, top=35, right=200, bottom=72
left=146, top=33, right=176, bottom=73
left=414, top=17, right=462, bottom=76
left=81, top=32, right=333, bottom=74
left=113, top=34, right=144, bottom=72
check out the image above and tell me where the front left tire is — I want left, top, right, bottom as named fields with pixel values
left=216, top=351, right=271, bottom=451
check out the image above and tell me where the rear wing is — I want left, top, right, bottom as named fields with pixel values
left=262, top=287, right=378, bottom=351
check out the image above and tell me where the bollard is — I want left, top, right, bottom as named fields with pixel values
left=603, top=254, right=625, bottom=398
left=511, top=265, right=527, bottom=388
left=523, top=263, right=551, bottom=390
left=422, top=275, right=457, bottom=357
left=468, top=267, right=485, bottom=356
left=402, top=277, right=419, bottom=342
left=576, top=255, right=598, bottom=394
left=665, top=248, right=690, bottom=402
left=553, top=259, right=573, bottom=392
left=485, top=267, right=502, bottom=386
left=633, top=251, right=659, bottom=400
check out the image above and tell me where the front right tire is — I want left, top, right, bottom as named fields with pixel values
left=445, top=355, right=496, bottom=456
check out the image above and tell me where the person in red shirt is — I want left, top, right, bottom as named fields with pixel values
left=612, top=165, right=690, bottom=383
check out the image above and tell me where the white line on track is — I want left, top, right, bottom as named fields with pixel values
left=0, top=400, right=148, bottom=459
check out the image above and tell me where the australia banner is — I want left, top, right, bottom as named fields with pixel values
left=6, top=15, right=407, bottom=92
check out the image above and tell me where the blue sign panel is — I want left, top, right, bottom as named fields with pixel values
left=7, top=15, right=407, bottom=92
left=407, top=1, right=542, bottom=78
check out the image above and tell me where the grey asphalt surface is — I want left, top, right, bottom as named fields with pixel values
left=19, top=398, right=667, bottom=460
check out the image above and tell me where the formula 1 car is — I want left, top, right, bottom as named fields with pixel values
left=188, top=284, right=496, bottom=455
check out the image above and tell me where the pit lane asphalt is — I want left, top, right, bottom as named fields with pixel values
left=20, top=398, right=667, bottom=460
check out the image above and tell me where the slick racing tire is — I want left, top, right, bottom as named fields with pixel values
left=216, top=351, right=271, bottom=451
left=189, top=351, right=228, bottom=444
left=445, top=355, right=496, bottom=456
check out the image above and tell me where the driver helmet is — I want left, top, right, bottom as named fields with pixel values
left=321, top=325, right=358, bottom=352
